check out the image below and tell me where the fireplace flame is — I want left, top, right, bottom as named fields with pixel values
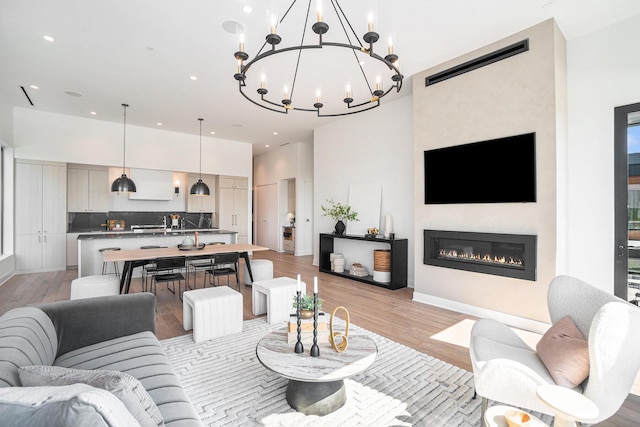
left=438, top=249, right=523, bottom=268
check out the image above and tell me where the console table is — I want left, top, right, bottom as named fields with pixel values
left=319, top=233, right=408, bottom=289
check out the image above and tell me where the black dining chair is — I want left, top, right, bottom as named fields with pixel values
left=140, top=245, right=167, bottom=292
left=149, top=256, right=187, bottom=300
left=204, top=252, right=240, bottom=292
left=186, top=242, right=226, bottom=289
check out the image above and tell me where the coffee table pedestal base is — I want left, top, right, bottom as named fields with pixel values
left=286, top=379, right=346, bottom=416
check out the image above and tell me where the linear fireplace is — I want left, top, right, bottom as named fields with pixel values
left=423, top=230, right=537, bottom=281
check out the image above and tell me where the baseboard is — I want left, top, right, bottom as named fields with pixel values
left=412, top=291, right=550, bottom=334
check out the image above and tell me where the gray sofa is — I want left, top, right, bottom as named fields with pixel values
left=0, top=292, right=202, bottom=426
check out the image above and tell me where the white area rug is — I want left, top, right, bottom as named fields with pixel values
left=162, top=318, right=481, bottom=426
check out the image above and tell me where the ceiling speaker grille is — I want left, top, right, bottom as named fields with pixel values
left=425, top=39, right=529, bottom=87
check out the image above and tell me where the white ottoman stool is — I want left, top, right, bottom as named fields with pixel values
left=244, top=259, right=274, bottom=285
left=70, top=275, right=120, bottom=300
left=183, top=287, right=243, bottom=343
left=252, top=277, right=306, bottom=324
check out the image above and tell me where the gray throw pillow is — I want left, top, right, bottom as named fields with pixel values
left=0, top=383, right=140, bottom=426
left=19, top=365, right=163, bottom=427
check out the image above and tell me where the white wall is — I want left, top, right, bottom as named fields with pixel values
left=566, top=13, right=640, bottom=291
left=313, top=95, right=415, bottom=286
left=13, top=108, right=252, bottom=178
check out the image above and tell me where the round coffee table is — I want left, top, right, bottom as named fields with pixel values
left=256, top=329, right=377, bottom=416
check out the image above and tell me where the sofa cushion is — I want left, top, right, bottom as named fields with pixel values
left=54, top=331, right=201, bottom=426
left=19, top=365, right=163, bottom=427
left=0, top=383, right=140, bottom=426
left=0, top=307, right=57, bottom=387
left=536, top=315, right=589, bottom=388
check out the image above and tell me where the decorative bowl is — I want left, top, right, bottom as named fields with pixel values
left=504, top=410, right=531, bottom=427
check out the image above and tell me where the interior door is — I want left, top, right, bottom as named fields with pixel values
left=614, top=102, right=640, bottom=301
left=255, top=184, right=278, bottom=251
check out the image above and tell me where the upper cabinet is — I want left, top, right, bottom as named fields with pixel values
left=219, top=176, right=248, bottom=190
left=187, top=174, right=216, bottom=213
left=217, top=176, right=249, bottom=243
left=67, top=166, right=109, bottom=212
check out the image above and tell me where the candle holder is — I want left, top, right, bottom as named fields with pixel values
left=294, top=291, right=304, bottom=353
left=310, top=292, right=320, bottom=357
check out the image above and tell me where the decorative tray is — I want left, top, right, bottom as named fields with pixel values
left=177, top=243, right=206, bottom=251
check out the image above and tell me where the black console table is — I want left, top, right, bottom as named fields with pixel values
left=319, top=233, right=408, bottom=290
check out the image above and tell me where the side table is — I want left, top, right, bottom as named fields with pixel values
left=485, top=405, right=548, bottom=427
left=536, top=385, right=599, bottom=427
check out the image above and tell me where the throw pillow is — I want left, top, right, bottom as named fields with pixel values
left=19, top=365, right=163, bottom=427
left=536, top=315, right=589, bottom=388
left=0, top=383, right=140, bottom=426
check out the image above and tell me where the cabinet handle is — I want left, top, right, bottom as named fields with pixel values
left=44, top=236, right=47, bottom=243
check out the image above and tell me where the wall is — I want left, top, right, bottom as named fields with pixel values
left=412, top=19, right=566, bottom=325
left=566, top=13, right=640, bottom=290
left=253, top=142, right=314, bottom=255
left=313, top=95, right=415, bottom=286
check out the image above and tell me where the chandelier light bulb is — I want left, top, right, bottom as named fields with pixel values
left=284, top=85, right=289, bottom=99
left=260, top=75, right=266, bottom=88
left=239, top=33, right=245, bottom=52
left=388, top=36, right=393, bottom=55
left=345, top=84, right=351, bottom=98
left=367, top=12, right=374, bottom=32
left=270, top=14, right=278, bottom=34
left=316, top=0, right=323, bottom=22
left=376, top=76, right=381, bottom=91
left=316, top=90, right=321, bottom=103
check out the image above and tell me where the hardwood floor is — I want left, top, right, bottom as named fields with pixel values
left=1, top=251, right=637, bottom=426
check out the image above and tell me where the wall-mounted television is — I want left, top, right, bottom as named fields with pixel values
left=424, top=133, right=536, bottom=204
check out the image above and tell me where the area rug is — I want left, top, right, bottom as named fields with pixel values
left=162, top=318, right=481, bottom=426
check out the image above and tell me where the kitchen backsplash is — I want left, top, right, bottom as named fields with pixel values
left=68, top=211, right=214, bottom=232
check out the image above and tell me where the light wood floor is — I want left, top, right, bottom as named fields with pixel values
left=1, top=251, right=638, bottom=426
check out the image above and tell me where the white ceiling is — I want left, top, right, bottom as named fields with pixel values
left=1, top=0, right=639, bottom=157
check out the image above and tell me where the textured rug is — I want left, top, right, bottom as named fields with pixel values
left=162, top=318, right=481, bottom=426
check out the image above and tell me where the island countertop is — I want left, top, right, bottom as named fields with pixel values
left=77, top=229, right=236, bottom=240
left=77, top=229, right=238, bottom=277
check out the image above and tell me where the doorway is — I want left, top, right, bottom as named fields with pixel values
left=255, top=184, right=279, bottom=251
left=614, top=102, right=640, bottom=302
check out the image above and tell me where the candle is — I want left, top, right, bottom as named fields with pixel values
left=270, top=14, right=278, bottom=34
left=367, top=12, right=374, bottom=32
left=315, top=89, right=321, bottom=104
left=376, top=76, right=381, bottom=91
left=237, top=59, right=242, bottom=73
left=388, top=36, right=393, bottom=55
left=345, top=84, right=351, bottom=98
left=297, top=274, right=301, bottom=292
left=314, top=276, right=318, bottom=293
left=283, top=85, right=289, bottom=99
left=316, top=0, right=323, bottom=22
left=239, top=33, right=245, bottom=52
left=260, top=75, right=265, bottom=89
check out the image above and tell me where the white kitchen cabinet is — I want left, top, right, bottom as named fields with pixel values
left=187, top=174, right=216, bottom=213
left=67, top=167, right=109, bottom=212
left=218, top=176, right=248, bottom=243
left=15, top=161, right=67, bottom=272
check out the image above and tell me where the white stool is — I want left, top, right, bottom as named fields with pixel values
left=70, top=275, right=120, bottom=300
left=183, top=287, right=243, bottom=343
left=244, top=259, right=274, bottom=285
left=252, top=277, right=306, bottom=324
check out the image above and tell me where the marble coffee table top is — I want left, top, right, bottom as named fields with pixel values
left=256, top=329, right=377, bottom=382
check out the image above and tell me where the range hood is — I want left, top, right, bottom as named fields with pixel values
left=127, top=168, right=174, bottom=200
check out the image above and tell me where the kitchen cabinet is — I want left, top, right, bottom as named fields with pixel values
left=218, top=176, right=248, bottom=243
left=67, top=233, right=80, bottom=267
left=187, top=174, right=216, bottom=213
left=67, top=167, right=109, bottom=212
left=15, top=161, right=67, bottom=272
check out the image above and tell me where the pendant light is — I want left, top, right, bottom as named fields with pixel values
left=111, top=103, right=137, bottom=192
left=190, top=118, right=210, bottom=195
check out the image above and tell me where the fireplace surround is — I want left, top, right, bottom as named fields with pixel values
left=423, top=229, right=537, bottom=281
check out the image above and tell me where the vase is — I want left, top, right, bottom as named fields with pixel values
left=334, top=220, right=346, bottom=235
left=300, top=309, right=314, bottom=319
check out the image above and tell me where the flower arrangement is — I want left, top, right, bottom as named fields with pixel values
left=292, top=294, right=323, bottom=311
left=320, top=199, right=359, bottom=222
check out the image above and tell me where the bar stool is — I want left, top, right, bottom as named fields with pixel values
left=99, top=247, right=121, bottom=277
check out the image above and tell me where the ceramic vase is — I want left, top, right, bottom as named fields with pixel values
left=334, top=220, right=346, bottom=235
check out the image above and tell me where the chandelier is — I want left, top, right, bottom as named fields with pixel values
left=233, top=0, right=403, bottom=117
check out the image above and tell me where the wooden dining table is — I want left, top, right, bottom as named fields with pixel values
left=101, top=243, right=269, bottom=294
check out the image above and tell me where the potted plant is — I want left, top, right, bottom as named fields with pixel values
left=292, top=294, right=323, bottom=319
left=321, top=198, right=359, bottom=235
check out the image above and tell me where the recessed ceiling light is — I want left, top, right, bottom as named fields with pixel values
left=210, top=131, right=216, bottom=135
left=242, top=5, right=253, bottom=14
left=43, top=35, right=55, bottom=42
left=90, top=111, right=97, bottom=115
left=273, top=132, right=278, bottom=135
left=265, top=145, right=270, bottom=148
left=156, top=122, right=162, bottom=126
left=190, top=75, right=197, bottom=81
left=30, top=85, right=39, bottom=89
left=65, top=91, right=82, bottom=97
left=222, top=20, right=244, bottom=34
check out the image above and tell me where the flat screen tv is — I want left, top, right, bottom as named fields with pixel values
left=424, top=133, right=536, bottom=204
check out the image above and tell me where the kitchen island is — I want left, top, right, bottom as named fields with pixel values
left=77, top=229, right=237, bottom=277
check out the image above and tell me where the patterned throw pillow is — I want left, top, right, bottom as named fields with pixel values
left=19, top=365, right=164, bottom=427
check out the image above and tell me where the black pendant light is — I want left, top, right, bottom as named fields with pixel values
left=190, top=118, right=210, bottom=196
left=111, top=103, right=137, bottom=192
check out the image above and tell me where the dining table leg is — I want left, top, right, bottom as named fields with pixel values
left=120, top=261, right=133, bottom=294
left=240, top=252, right=254, bottom=284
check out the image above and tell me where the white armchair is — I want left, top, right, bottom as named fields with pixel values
left=470, top=275, right=640, bottom=425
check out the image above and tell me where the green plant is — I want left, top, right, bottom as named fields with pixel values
left=292, top=294, right=323, bottom=310
left=321, top=198, right=359, bottom=222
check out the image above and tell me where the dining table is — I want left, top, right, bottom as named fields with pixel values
left=101, top=243, right=269, bottom=294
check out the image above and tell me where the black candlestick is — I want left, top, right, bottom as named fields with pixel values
left=294, top=291, right=304, bottom=353
left=310, top=292, right=320, bottom=357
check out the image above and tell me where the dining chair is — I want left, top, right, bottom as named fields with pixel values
left=140, top=245, right=167, bottom=292
left=149, top=256, right=187, bottom=300
left=186, top=242, right=226, bottom=289
left=204, top=252, right=240, bottom=292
